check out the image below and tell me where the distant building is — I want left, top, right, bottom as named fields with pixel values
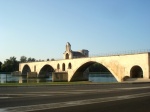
left=63, top=42, right=89, bottom=59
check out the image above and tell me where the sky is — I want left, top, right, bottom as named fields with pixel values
left=0, top=0, right=150, bottom=63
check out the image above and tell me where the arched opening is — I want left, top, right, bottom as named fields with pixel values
left=57, top=64, right=60, bottom=69
left=39, top=65, right=54, bottom=78
left=70, top=61, right=117, bottom=82
left=66, top=53, right=69, bottom=59
left=22, top=65, right=31, bottom=76
left=68, top=63, right=72, bottom=69
left=122, top=76, right=130, bottom=81
left=62, top=63, right=65, bottom=71
left=130, top=66, right=143, bottom=78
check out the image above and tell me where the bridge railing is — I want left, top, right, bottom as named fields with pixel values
left=89, top=49, right=150, bottom=57
left=54, top=49, right=150, bottom=60
left=20, top=49, right=150, bottom=63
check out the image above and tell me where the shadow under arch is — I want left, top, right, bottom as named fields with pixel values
left=39, top=64, right=54, bottom=78
left=130, top=65, right=143, bottom=78
left=70, top=61, right=118, bottom=82
left=22, top=65, right=31, bottom=76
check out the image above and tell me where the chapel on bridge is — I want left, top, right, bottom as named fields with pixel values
left=63, top=42, right=89, bottom=59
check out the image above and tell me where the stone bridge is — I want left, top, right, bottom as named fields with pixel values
left=19, top=52, right=150, bottom=82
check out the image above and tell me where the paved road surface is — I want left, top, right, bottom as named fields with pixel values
left=0, top=83, right=150, bottom=112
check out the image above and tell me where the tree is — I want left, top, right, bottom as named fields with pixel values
left=20, top=56, right=27, bottom=62
left=1, top=57, right=19, bottom=72
left=89, top=63, right=109, bottom=72
left=27, top=57, right=36, bottom=62
left=31, top=58, right=35, bottom=62
left=0, top=61, right=2, bottom=72
left=10, top=57, right=19, bottom=71
left=27, top=57, right=32, bottom=62
left=51, top=58, right=55, bottom=61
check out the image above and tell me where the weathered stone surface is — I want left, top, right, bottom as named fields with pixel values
left=27, top=72, right=37, bottom=78
left=19, top=53, right=150, bottom=82
left=52, top=72, right=68, bottom=82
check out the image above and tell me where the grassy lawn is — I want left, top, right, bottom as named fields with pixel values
left=0, top=81, right=95, bottom=86
left=0, top=81, right=120, bottom=86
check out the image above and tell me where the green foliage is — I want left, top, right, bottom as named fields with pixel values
left=27, top=57, right=36, bottom=62
left=1, top=56, right=40, bottom=72
left=0, top=55, right=45, bottom=72
left=0, top=61, right=2, bottom=72
left=51, top=58, right=55, bottom=61
left=20, top=56, right=27, bottom=62
left=20, top=56, right=36, bottom=62
left=89, top=63, right=109, bottom=72
left=0, top=81, right=93, bottom=86
left=1, top=57, right=19, bottom=72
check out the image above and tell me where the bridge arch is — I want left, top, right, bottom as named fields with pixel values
left=38, top=64, right=54, bottom=78
left=130, top=65, right=143, bottom=78
left=70, top=61, right=119, bottom=82
left=22, top=64, right=31, bottom=75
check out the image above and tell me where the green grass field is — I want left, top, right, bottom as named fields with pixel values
left=0, top=81, right=95, bottom=86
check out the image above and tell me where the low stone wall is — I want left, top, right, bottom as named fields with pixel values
left=11, top=71, right=21, bottom=76
left=125, top=78, right=150, bottom=82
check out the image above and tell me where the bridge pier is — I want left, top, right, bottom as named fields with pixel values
left=27, top=72, right=37, bottom=78
left=52, top=72, right=68, bottom=82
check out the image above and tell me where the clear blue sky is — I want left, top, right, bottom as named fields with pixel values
left=0, top=0, right=150, bottom=63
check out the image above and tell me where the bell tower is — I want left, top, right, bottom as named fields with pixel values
left=66, top=42, right=71, bottom=51
left=64, top=42, right=73, bottom=59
